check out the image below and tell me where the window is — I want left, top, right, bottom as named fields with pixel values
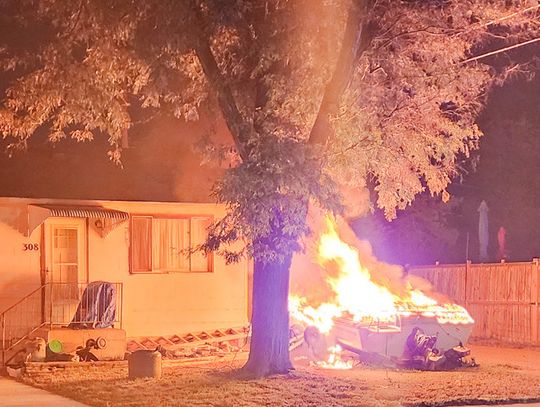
left=51, top=226, right=81, bottom=300
left=130, top=216, right=212, bottom=273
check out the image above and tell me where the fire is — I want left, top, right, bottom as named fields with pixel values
left=289, top=215, right=474, bottom=365
left=316, top=345, right=353, bottom=370
left=319, top=223, right=399, bottom=323
left=288, top=296, right=340, bottom=334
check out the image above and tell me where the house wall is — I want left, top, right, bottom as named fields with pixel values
left=0, top=219, right=42, bottom=313
left=0, top=198, right=249, bottom=339
left=90, top=201, right=249, bottom=338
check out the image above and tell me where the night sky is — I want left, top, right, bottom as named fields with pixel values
left=456, top=71, right=540, bottom=263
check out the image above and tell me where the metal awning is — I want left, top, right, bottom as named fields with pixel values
left=31, top=205, right=129, bottom=220
left=28, top=204, right=129, bottom=238
left=0, top=204, right=129, bottom=237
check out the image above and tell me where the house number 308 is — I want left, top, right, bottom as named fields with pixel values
left=23, top=243, right=39, bottom=251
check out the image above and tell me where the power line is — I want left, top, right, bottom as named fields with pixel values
left=457, top=4, right=540, bottom=36
left=461, top=36, right=540, bottom=64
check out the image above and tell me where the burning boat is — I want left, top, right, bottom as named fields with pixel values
left=289, top=215, right=475, bottom=370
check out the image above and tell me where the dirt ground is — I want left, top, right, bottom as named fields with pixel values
left=21, top=345, right=540, bottom=407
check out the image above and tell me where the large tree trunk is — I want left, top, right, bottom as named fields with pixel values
left=243, top=253, right=293, bottom=378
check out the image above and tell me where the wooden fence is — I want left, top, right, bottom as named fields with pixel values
left=409, top=260, right=540, bottom=346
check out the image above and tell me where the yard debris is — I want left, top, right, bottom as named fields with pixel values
left=127, top=326, right=250, bottom=361
left=291, top=323, right=478, bottom=371
left=75, top=339, right=101, bottom=362
left=402, top=327, right=476, bottom=370
left=289, top=324, right=304, bottom=351
left=45, top=351, right=80, bottom=363
left=5, top=337, right=47, bottom=367
left=6, top=365, right=24, bottom=378
left=156, top=343, right=231, bottom=359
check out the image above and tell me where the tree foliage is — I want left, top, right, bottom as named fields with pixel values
left=1, top=0, right=538, bottom=260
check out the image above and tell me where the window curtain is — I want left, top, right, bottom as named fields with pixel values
left=132, top=216, right=212, bottom=272
left=132, top=217, right=152, bottom=271
left=153, top=218, right=190, bottom=271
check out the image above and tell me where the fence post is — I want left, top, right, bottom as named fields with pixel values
left=41, top=281, right=46, bottom=324
left=120, top=283, right=123, bottom=330
left=464, top=260, right=471, bottom=309
left=1, top=313, right=5, bottom=366
left=532, top=258, right=539, bottom=345
left=49, top=283, right=53, bottom=329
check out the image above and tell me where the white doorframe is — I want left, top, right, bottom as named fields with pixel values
left=44, top=218, right=88, bottom=284
left=44, top=218, right=88, bottom=324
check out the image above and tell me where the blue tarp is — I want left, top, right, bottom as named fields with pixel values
left=69, top=281, right=117, bottom=329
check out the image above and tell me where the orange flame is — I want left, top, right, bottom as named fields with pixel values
left=315, top=345, right=353, bottom=370
left=289, top=216, right=473, bottom=346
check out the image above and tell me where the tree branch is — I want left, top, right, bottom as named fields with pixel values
left=308, top=0, right=375, bottom=147
left=191, top=6, right=251, bottom=160
left=375, top=25, right=449, bottom=50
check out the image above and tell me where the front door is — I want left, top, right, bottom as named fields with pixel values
left=44, top=218, right=87, bottom=324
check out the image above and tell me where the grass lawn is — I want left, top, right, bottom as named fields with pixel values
left=22, top=345, right=540, bottom=407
